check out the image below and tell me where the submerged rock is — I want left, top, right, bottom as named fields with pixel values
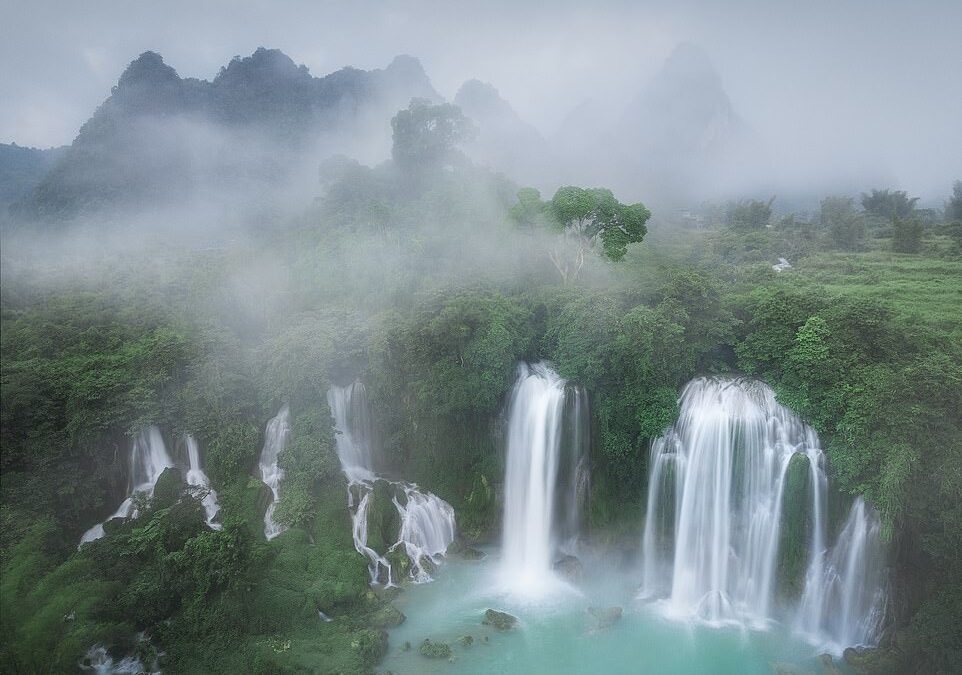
left=553, top=554, right=583, bottom=582
left=448, top=540, right=486, bottom=560
left=587, top=606, right=622, bottom=629
left=482, top=609, right=518, bottom=630
left=418, top=638, right=452, bottom=659
left=369, top=604, right=406, bottom=628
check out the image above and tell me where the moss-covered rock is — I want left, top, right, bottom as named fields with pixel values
left=366, top=481, right=401, bottom=554
left=369, top=604, right=406, bottom=628
left=482, top=609, right=517, bottom=630
left=777, top=452, right=812, bottom=599
left=457, top=635, right=474, bottom=648
left=418, top=638, right=452, bottom=659
left=386, top=545, right=412, bottom=581
left=843, top=646, right=903, bottom=674
left=351, top=628, right=389, bottom=667
left=152, top=467, right=184, bottom=509
left=587, top=606, right=622, bottom=629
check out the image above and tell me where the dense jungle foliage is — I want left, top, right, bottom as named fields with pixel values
left=2, top=98, right=961, bottom=673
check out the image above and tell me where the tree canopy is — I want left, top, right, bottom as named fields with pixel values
left=511, top=185, right=650, bottom=281
left=390, top=98, right=476, bottom=172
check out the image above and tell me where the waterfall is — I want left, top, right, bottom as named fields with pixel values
left=392, top=485, right=457, bottom=582
left=79, top=645, right=149, bottom=674
left=184, top=434, right=222, bottom=530
left=639, top=377, right=887, bottom=652
left=80, top=427, right=174, bottom=546
left=351, top=489, right=394, bottom=584
left=328, top=381, right=456, bottom=585
left=794, top=497, right=888, bottom=651
left=258, top=406, right=290, bottom=540
left=501, top=362, right=587, bottom=594
left=327, top=382, right=376, bottom=483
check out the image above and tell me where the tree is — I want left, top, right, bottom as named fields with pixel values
left=945, top=180, right=962, bottom=222
left=861, top=188, right=918, bottom=220
left=892, top=216, right=924, bottom=253
left=390, top=98, right=476, bottom=172
left=508, top=187, right=546, bottom=228
left=820, top=196, right=865, bottom=251
left=534, top=186, right=650, bottom=282
left=725, top=197, right=774, bottom=230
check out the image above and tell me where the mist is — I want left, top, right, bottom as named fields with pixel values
left=2, top=4, right=961, bottom=674
left=3, top=0, right=961, bottom=203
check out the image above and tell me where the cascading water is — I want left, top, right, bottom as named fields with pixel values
left=392, top=485, right=457, bottom=583
left=795, top=497, right=888, bottom=651
left=258, top=406, right=290, bottom=540
left=328, top=381, right=456, bottom=585
left=184, top=434, right=222, bottom=530
left=501, top=362, right=588, bottom=594
left=80, top=426, right=174, bottom=546
left=639, top=377, right=887, bottom=653
left=327, top=382, right=376, bottom=483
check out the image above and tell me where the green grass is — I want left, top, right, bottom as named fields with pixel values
left=783, top=250, right=962, bottom=340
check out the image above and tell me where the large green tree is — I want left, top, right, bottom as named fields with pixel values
left=511, top=186, right=650, bottom=282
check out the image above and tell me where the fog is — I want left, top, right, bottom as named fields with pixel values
left=2, top=0, right=961, bottom=203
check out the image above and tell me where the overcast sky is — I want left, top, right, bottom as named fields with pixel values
left=1, top=0, right=960, bottom=198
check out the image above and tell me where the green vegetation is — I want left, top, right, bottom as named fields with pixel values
left=2, top=93, right=960, bottom=673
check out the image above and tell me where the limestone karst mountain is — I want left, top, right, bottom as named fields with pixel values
left=16, top=49, right=441, bottom=219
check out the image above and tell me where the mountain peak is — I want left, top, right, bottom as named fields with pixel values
left=454, top=79, right=513, bottom=118
left=117, top=51, right=180, bottom=90
left=215, top=47, right=310, bottom=87
left=385, top=54, right=426, bottom=77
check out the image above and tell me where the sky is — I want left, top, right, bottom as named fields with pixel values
left=1, top=0, right=960, bottom=199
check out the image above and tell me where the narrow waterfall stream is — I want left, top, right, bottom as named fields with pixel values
left=184, top=434, right=222, bottom=530
left=639, top=377, right=887, bottom=652
left=328, top=381, right=455, bottom=585
left=79, top=426, right=175, bottom=546
left=258, top=406, right=290, bottom=540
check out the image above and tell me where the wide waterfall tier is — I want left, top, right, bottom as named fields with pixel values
left=258, top=406, right=290, bottom=540
left=501, top=362, right=589, bottom=595
left=80, top=426, right=175, bottom=546
left=328, top=382, right=456, bottom=586
left=184, top=434, right=222, bottom=530
left=639, top=377, right=887, bottom=653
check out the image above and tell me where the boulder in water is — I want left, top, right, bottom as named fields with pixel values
left=447, top=539, right=486, bottom=560
left=587, top=606, right=622, bottom=629
left=482, top=609, right=518, bottom=630
left=553, top=554, right=583, bottom=582
left=418, top=638, right=452, bottom=659
left=369, top=604, right=406, bottom=628
left=457, top=635, right=474, bottom=648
